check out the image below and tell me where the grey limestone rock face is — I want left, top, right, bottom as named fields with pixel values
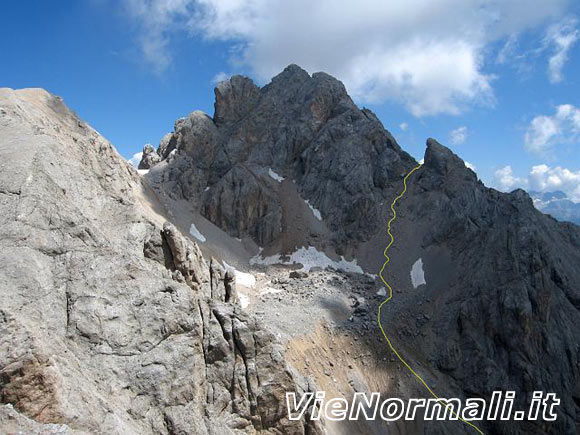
left=214, top=75, right=261, bottom=126
left=138, top=143, right=161, bottom=169
left=145, top=64, right=416, bottom=251
left=0, top=88, right=321, bottom=435
left=0, top=404, right=73, bottom=435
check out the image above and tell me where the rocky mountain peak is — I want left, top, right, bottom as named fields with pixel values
left=419, top=138, right=479, bottom=194
left=425, top=138, right=468, bottom=174
left=142, top=65, right=415, bottom=252
left=270, top=63, right=311, bottom=84
left=508, top=187, right=534, bottom=206
left=214, top=75, right=260, bottom=126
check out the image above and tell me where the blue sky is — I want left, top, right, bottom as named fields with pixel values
left=1, top=1, right=579, bottom=200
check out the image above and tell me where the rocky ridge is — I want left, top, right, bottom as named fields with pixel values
left=0, top=88, right=321, bottom=435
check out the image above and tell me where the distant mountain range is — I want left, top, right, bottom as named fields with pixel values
left=529, top=190, right=580, bottom=225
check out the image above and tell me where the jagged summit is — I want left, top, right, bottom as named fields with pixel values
left=214, top=75, right=260, bottom=125
left=269, top=63, right=311, bottom=83
left=212, top=65, right=350, bottom=129
left=141, top=64, right=415, bottom=258
left=421, top=137, right=479, bottom=191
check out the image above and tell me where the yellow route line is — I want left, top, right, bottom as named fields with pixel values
left=377, top=164, right=484, bottom=434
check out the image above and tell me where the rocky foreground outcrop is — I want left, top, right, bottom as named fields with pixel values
left=0, top=88, right=321, bottom=434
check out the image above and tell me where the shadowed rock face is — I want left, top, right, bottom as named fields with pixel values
left=386, top=139, right=580, bottom=434
left=144, top=64, right=415, bottom=250
left=0, top=88, right=321, bottom=435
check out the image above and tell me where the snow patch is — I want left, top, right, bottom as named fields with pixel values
left=410, top=258, right=426, bottom=288
left=305, top=200, right=322, bottom=221
left=204, top=186, right=210, bottom=192
left=235, top=271, right=256, bottom=288
left=238, top=293, right=250, bottom=309
left=189, top=223, right=206, bottom=243
left=249, top=254, right=280, bottom=267
left=251, top=246, right=363, bottom=274
left=377, top=287, right=387, bottom=296
left=167, top=149, right=177, bottom=163
left=268, top=168, right=284, bottom=182
left=223, top=261, right=256, bottom=288
left=137, top=169, right=149, bottom=175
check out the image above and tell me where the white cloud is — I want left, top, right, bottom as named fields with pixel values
left=124, top=0, right=194, bottom=74
left=494, top=163, right=580, bottom=201
left=399, top=122, right=408, bottom=131
left=124, top=0, right=573, bottom=116
left=465, top=161, right=476, bottom=171
left=528, top=164, right=580, bottom=201
left=494, top=165, right=527, bottom=191
left=449, top=126, right=468, bottom=145
left=127, top=152, right=143, bottom=168
left=212, top=71, right=230, bottom=83
left=524, top=104, right=580, bottom=153
left=497, top=34, right=520, bottom=65
left=544, top=17, right=579, bottom=83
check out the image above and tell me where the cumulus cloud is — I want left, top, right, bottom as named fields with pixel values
left=544, top=17, right=579, bottom=83
left=525, top=104, right=580, bottom=153
left=449, top=126, right=468, bottom=145
left=528, top=164, right=580, bottom=200
left=124, top=0, right=194, bottom=74
left=494, top=165, right=527, bottom=191
left=494, top=163, right=580, bottom=201
left=399, top=122, right=408, bottom=131
left=212, top=71, right=230, bottom=83
left=465, top=161, right=476, bottom=171
left=124, top=0, right=573, bottom=116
